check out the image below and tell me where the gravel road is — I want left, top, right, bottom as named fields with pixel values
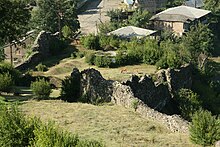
left=78, top=0, right=121, bottom=35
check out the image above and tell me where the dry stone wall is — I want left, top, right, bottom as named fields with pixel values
left=71, top=66, right=192, bottom=133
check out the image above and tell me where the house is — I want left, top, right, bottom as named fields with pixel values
left=123, top=0, right=167, bottom=13
left=150, top=6, right=211, bottom=36
left=107, top=26, right=157, bottom=39
left=184, top=0, right=204, bottom=8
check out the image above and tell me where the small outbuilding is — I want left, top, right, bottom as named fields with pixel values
left=108, top=26, right=157, bottom=39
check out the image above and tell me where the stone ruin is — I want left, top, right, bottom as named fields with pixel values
left=69, top=64, right=193, bottom=133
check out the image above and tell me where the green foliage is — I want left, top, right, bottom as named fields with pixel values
left=0, top=72, right=14, bottom=93
left=176, top=89, right=202, bottom=121
left=156, top=40, right=191, bottom=69
left=166, top=0, right=184, bottom=8
left=182, top=23, right=214, bottom=61
left=0, top=62, right=21, bottom=84
left=31, top=78, right=52, bottom=99
left=190, top=109, right=220, bottom=146
left=131, top=99, right=139, bottom=111
left=0, top=105, right=104, bottom=147
left=143, top=39, right=161, bottom=65
left=36, top=63, right=47, bottom=72
left=0, top=105, right=35, bottom=147
left=128, top=9, right=151, bottom=28
left=31, top=121, right=79, bottom=147
left=31, top=0, right=80, bottom=34
left=61, top=75, right=80, bottom=102
left=62, top=25, right=72, bottom=39
left=0, top=0, right=31, bottom=44
left=94, top=56, right=112, bottom=68
left=81, top=34, right=100, bottom=50
left=85, top=52, right=96, bottom=65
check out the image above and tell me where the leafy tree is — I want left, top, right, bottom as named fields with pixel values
left=128, top=9, right=152, bottom=28
left=31, top=0, right=80, bottom=35
left=81, top=34, right=100, bottom=50
left=166, top=0, right=184, bottom=8
left=176, top=89, right=201, bottom=121
left=183, top=23, right=214, bottom=59
left=190, top=109, right=220, bottom=146
left=0, top=0, right=31, bottom=64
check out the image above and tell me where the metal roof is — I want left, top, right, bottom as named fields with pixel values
left=108, top=26, right=156, bottom=38
left=150, top=5, right=211, bottom=22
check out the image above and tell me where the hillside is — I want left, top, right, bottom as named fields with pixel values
left=20, top=100, right=196, bottom=147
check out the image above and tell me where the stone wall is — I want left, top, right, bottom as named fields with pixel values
left=70, top=66, right=192, bottom=133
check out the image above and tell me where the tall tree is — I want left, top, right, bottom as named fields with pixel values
left=182, top=23, right=214, bottom=61
left=0, top=0, right=31, bottom=64
left=31, top=0, right=80, bottom=36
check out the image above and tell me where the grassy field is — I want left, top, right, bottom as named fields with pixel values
left=20, top=100, right=195, bottom=147
left=32, top=44, right=157, bottom=81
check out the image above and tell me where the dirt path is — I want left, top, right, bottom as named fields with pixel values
left=78, top=0, right=121, bottom=35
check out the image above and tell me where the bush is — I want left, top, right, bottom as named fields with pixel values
left=31, top=78, right=52, bottom=99
left=36, top=63, right=47, bottom=72
left=190, top=109, right=220, bottom=146
left=31, top=121, right=79, bottom=147
left=94, top=56, right=112, bottom=68
left=0, top=72, right=14, bottom=93
left=0, top=62, right=21, bottom=85
left=0, top=105, right=35, bottom=147
left=61, top=75, right=80, bottom=102
left=0, top=105, right=104, bottom=147
left=81, top=34, right=100, bottom=50
left=85, top=52, right=96, bottom=65
left=176, top=89, right=202, bottom=121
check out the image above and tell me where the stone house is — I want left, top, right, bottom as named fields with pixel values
left=150, top=6, right=211, bottom=36
left=184, top=0, right=204, bottom=8
left=123, top=0, right=167, bottom=13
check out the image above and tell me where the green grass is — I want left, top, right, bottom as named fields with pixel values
left=20, top=100, right=196, bottom=147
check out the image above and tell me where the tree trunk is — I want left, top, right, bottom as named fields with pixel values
left=10, top=44, right=13, bottom=65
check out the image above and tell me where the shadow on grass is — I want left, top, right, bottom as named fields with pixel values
left=41, top=45, right=78, bottom=69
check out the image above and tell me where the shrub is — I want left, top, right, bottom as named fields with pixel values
left=0, top=105, right=35, bottom=147
left=0, top=105, right=104, bottom=147
left=94, top=56, right=112, bottom=68
left=61, top=75, right=80, bottom=102
left=81, top=34, right=100, bottom=50
left=36, top=63, right=47, bottom=72
left=176, top=89, right=202, bottom=121
left=31, top=78, right=52, bottom=99
left=85, top=53, right=96, bottom=65
left=0, top=62, right=21, bottom=85
left=0, top=72, right=14, bottom=93
left=131, top=99, right=139, bottom=111
left=31, top=121, right=79, bottom=147
left=190, top=109, right=220, bottom=146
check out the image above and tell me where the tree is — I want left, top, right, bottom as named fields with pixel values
left=182, top=23, right=214, bottom=61
left=190, top=109, right=220, bottom=146
left=176, top=89, right=201, bottom=121
left=31, top=0, right=80, bottom=36
left=128, top=9, right=151, bottom=28
left=0, top=0, right=31, bottom=64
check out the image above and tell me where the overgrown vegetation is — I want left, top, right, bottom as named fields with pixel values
left=0, top=72, right=14, bottom=93
left=31, top=78, right=52, bottom=99
left=190, top=109, right=220, bottom=146
left=0, top=104, right=104, bottom=147
left=61, top=75, right=80, bottom=102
